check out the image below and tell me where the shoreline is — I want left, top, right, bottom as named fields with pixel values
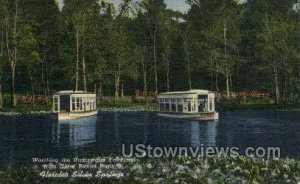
left=0, top=103, right=299, bottom=116
left=0, top=111, right=53, bottom=116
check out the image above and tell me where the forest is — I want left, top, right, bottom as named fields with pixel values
left=0, top=0, right=299, bottom=108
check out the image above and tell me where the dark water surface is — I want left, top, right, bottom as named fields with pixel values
left=0, top=110, right=299, bottom=167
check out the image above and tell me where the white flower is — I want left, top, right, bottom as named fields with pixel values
left=283, top=164, right=290, bottom=170
left=234, top=166, right=242, bottom=172
left=192, top=174, right=198, bottom=179
left=134, top=176, right=142, bottom=181
left=146, top=163, right=152, bottom=169
left=271, top=171, right=277, bottom=176
left=195, top=167, right=201, bottom=174
left=207, top=178, right=214, bottom=184
left=116, top=163, right=123, bottom=169
left=175, top=165, right=185, bottom=173
left=202, top=160, right=210, bottom=170
left=156, top=178, right=163, bottom=183
left=212, top=169, right=221, bottom=174
left=142, top=178, right=148, bottom=182
left=131, top=164, right=143, bottom=174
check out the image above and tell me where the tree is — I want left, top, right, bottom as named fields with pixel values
left=0, top=1, right=5, bottom=108
left=63, top=0, right=97, bottom=91
left=19, top=0, right=60, bottom=99
left=161, top=10, right=180, bottom=92
left=261, top=18, right=298, bottom=104
left=3, top=0, right=18, bottom=107
left=186, top=0, right=245, bottom=99
left=141, top=0, right=166, bottom=93
left=130, top=10, right=150, bottom=96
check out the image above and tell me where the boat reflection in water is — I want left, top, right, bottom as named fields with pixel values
left=190, top=120, right=218, bottom=147
left=56, top=115, right=97, bottom=148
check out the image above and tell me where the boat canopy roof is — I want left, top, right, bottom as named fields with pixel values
left=54, top=90, right=95, bottom=95
left=158, top=89, right=213, bottom=98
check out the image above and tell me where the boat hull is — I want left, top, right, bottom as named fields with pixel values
left=57, top=111, right=99, bottom=121
left=157, top=112, right=219, bottom=121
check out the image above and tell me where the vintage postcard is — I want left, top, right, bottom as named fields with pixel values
left=0, top=0, right=299, bottom=183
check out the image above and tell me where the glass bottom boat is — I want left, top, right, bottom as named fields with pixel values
left=52, top=91, right=98, bottom=121
left=157, top=90, right=219, bottom=121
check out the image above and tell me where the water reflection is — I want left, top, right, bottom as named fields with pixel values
left=0, top=110, right=300, bottom=168
left=56, top=116, right=97, bottom=148
left=94, top=113, right=218, bottom=153
left=190, top=121, right=200, bottom=147
left=190, top=120, right=218, bottom=147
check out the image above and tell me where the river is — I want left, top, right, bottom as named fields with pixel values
left=0, top=110, right=299, bottom=168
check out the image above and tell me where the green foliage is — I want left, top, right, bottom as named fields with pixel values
left=1, top=157, right=300, bottom=183
left=0, top=0, right=299, bottom=108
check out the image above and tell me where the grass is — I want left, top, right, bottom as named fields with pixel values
left=0, top=104, right=51, bottom=114
left=218, top=102, right=300, bottom=111
left=0, top=93, right=51, bottom=113
left=97, top=96, right=158, bottom=109
left=217, top=103, right=298, bottom=111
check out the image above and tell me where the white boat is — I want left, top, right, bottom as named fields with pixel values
left=52, top=91, right=98, bottom=121
left=57, top=111, right=98, bottom=121
left=157, top=89, right=219, bottom=121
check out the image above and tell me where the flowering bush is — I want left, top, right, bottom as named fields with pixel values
left=17, top=95, right=33, bottom=104
left=219, top=90, right=271, bottom=98
left=124, top=157, right=300, bottom=184
left=135, top=90, right=157, bottom=98
left=17, top=95, right=48, bottom=105
left=219, top=90, right=273, bottom=104
left=98, top=96, right=110, bottom=103
left=133, top=90, right=157, bottom=103
left=37, top=96, right=48, bottom=105
left=0, top=156, right=299, bottom=184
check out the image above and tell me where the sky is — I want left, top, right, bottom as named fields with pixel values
left=56, top=0, right=190, bottom=13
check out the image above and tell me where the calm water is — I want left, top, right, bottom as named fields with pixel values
left=0, top=110, right=300, bottom=167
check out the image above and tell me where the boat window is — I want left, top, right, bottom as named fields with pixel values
left=166, top=102, right=170, bottom=112
left=178, top=104, right=183, bottom=112
left=159, top=98, right=165, bottom=111
left=76, top=98, right=82, bottom=111
left=188, top=101, right=191, bottom=112
left=171, top=103, right=176, bottom=112
left=72, top=97, right=76, bottom=111
left=198, top=95, right=208, bottom=112
left=170, top=99, right=175, bottom=112
left=160, top=103, right=165, bottom=111
left=191, top=100, right=196, bottom=112
left=209, top=98, right=213, bottom=112
left=53, top=97, right=59, bottom=112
